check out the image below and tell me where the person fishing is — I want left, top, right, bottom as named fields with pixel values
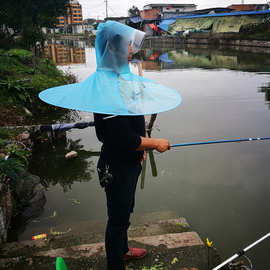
left=39, top=21, right=181, bottom=270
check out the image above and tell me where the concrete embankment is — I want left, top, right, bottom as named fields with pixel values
left=0, top=213, right=224, bottom=270
left=144, top=33, right=270, bottom=53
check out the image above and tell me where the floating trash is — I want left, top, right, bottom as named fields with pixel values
left=69, top=198, right=81, bottom=205
left=32, top=233, right=47, bottom=240
left=49, top=211, right=57, bottom=218
left=50, top=227, right=72, bottom=236
left=171, top=257, right=179, bottom=264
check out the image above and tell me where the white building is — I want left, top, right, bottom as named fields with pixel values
left=72, top=24, right=84, bottom=34
left=143, top=3, right=197, bottom=13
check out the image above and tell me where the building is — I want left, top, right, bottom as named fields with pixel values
left=105, top=17, right=129, bottom=24
left=143, top=4, right=197, bottom=14
left=163, top=7, right=233, bottom=19
left=140, top=3, right=196, bottom=35
left=56, top=0, right=83, bottom=28
left=140, top=8, right=160, bottom=20
left=228, top=4, right=270, bottom=11
left=141, top=3, right=197, bottom=20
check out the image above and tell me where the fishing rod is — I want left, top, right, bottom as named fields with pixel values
left=171, top=137, right=270, bottom=148
left=212, top=232, right=270, bottom=270
left=15, top=120, right=270, bottom=150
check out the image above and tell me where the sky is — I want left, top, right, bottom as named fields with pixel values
left=78, top=0, right=269, bottom=19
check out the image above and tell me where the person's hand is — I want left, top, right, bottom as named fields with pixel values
left=154, top=139, right=170, bottom=153
left=142, top=151, right=147, bottom=161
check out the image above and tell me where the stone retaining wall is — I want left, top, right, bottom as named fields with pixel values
left=144, top=35, right=270, bottom=51
left=0, top=185, right=13, bottom=244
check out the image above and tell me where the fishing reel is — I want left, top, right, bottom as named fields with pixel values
left=228, top=255, right=254, bottom=270
left=97, top=164, right=113, bottom=187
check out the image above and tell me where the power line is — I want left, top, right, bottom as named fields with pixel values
left=105, top=0, right=108, bottom=18
left=108, top=5, right=117, bottom=16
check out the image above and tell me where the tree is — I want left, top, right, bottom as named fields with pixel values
left=0, top=0, right=69, bottom=51
left=128, top=6, right=140, bottom=17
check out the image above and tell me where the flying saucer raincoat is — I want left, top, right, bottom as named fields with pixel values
left=39, top=21, right=181, bottom=115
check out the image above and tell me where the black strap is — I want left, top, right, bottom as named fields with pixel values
left=237, top=249, right=245, bottom=257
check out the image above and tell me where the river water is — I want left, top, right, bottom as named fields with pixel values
left=23, top=41, right=270, bottom=269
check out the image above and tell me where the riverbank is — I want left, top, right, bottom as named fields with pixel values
left=0, top=48, right=78, bottom=245
left=144, top=32, right=270, bottom=53
left=0, top=216, right=224, bottom=270
left=0, top=48, right=76, bottom=126
left=0, top=126, right=46, bottom=244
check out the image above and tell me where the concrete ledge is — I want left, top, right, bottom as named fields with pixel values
left=37, top=242, right=105, bottom=258
left=131, top=232, right=204, bottom=249
left=144, top=35, right=270, bottom=50
left=36, top=231, right=203, bottom=259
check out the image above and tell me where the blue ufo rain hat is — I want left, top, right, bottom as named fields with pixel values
left=39, top=21, right=181, bottom=115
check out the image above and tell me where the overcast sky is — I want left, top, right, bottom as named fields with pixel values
left=78, top=0, right=269, bottom=19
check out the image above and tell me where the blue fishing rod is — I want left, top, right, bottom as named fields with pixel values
left=171, top=137, right=270, bottom=148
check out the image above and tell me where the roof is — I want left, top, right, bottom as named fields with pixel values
left=228, top=4, right=269, bottom=8
left=129, top=16, right=143, bottom=23
left=167, top=9, right=270, bottom=20
left=186, top=7, right=233, bottom=14
left=162, top=7, right=234, bottom=19
left=144, top=3, right=197, bottom=9
left=105, top=17, right=129, bottom=21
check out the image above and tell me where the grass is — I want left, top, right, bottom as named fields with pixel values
left=0, top=48, right=77, bottom=124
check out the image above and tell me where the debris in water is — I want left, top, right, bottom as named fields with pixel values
left=50, top=227, right=72, bottom=236
left=69, top=198, right=81, bottom=205
left=170, top=257, right=179, bottom=264
left=206, top=237, right=213, bottom=247
left=65, top=151, right=78, bottom=159
left=32, top=233, right=47, bottom=240
left=49, top=211, right=57, bottom=218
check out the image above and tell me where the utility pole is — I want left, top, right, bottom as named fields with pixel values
left=241, top=0, right=244, bottom=4
left=105, top=0, right=108, bottom=18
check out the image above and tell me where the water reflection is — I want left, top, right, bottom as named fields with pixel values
left=43, top=39, right=270, bottom=113
left=259, top=82, right=270, bottom=108
left=138, top=48, right=270, bottom=73
left=29, top=135, right=96, bottom=192
left=44, top=40, right=86, bottom=66
left=44, top=39, right=270, bottom=74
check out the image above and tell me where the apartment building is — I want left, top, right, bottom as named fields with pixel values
left=56, top=0, right=83, bottom=28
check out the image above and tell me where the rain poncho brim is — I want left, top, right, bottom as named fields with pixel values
left=39, top=21, right=181, bottom=116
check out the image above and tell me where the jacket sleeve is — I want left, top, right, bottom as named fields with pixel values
left=103, top=116, right=142, bottom=151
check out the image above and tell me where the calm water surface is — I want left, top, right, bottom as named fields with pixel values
left=25, top=42, right=270, bottom=269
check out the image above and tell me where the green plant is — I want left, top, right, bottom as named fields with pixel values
left=0, top=76, right=33, bottom=105
left=7, top=143, right=30, bottom=166
left=0, top=138, right=8, bottom=148
left=0, top=48, right=77, bottom=122
left=0, top=157, right=25, bottom=184
left=0, top=128, right=12, bottom=140
left=8, top=49, right=33, bottom=59
left=141, top=263, right=168, bottom=270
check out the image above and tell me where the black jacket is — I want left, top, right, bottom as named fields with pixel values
left=94, top=114, right=145, bottom=165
